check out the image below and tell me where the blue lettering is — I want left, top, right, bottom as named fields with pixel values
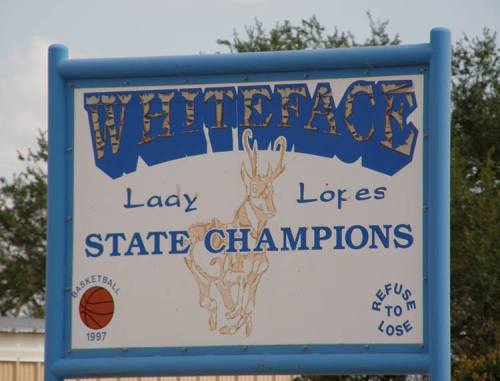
left=312, top=226, right=332, bottom=250
left=124, top=232, right=149, bottom=256
left=319, top=190, right=335, bottom=202
left=402, top=289, right=412, bottom=301
left=147, top=231, right=168, bottom=255
left=165, top=194, right=180, bottom=208
left=355, top=188, right=371, bottom=201
left=394, top=282, right=403, bottom=295
left=333, top=225, right=345, bottom=249
left=396, top=325, right=404, bottom=336
left=147, top=195, right=162, bottom=208
left=406, top=300, right=417, bottom=311
left=85, top=233, right=103, bottom=257
left=403, top=320, right=413, bottom=333
left=183, top=193, right=198, bottom=212
left=296, top=182, right=317, bottom=203
left=254, top=228, right=278, bottom=252
left=374, top=186, right=387, bottom=199
left=85, top=80, right=418, bottom=179
left=336, top=189, right=348, bottom=210
left=105, top=233, right=126, bottom=256
left=205, top=229, right=226, bottom=254
left=169, top=230, right=190, bottom=254
left=369, top=224, right=391, bottom=249
left=281, top=227, right=309, bottom=251
left=394, top=224, right=414, bottom=248
left=123, top=187, right=144, bottom=208
left=227, top=228, right=251, bottom=253
left=378, top=320, right=385, bottom=333
left=345, top=225, right=369, bottom=249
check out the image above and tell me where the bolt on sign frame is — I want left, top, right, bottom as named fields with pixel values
left=46, top=28, right=451, bottom=380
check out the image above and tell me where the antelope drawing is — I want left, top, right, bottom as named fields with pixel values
left=185, top=129, right=287, bottom=336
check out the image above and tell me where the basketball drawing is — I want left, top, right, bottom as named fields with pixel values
left=79, top=286, right=115, bottom=329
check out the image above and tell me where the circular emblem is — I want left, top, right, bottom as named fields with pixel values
left=79, top=286, right=115, bottom=329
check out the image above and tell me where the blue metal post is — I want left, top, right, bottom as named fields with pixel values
left=428, top=28, right=451, bottom=380
left=57, top=43, right=431, bottom=79
left=45, top=44, right=68, bottom=381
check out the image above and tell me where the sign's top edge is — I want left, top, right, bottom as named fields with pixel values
left=54, top=43, right=432, bottom=81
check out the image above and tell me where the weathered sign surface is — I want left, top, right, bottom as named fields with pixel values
left=71, top=76, right=423, bottom=348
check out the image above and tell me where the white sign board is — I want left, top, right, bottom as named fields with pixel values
left=70, top=75, right=423, bottom=349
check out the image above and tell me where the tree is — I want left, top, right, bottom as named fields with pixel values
left=450, top=30, right=500, bottom=358
left=0, top=132, right=47, bottom=317
left=452, top=30, right=500, bottom=173
left=217, top=13, right=400, bottom=52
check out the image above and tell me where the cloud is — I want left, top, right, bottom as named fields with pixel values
left=0, top=36, right=53, bottom=178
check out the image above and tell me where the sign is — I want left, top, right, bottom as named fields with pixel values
left=72, top=75, right=423, bottom=348
left=46, top=29, right=451, bottom=381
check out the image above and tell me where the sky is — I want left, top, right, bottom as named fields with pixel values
left=0, top=0, right=498, bottom=179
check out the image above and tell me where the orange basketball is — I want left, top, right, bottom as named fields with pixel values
left=79, top=286, right=114, bottom=330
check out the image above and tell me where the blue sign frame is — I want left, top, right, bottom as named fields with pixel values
left=46, top=28, right=451, bottom=380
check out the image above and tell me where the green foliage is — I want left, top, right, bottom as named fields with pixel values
left=452, top=30, right=500, bottom=175
left=451, top=146, right=500, bottom=356
left=452, top=350, right=500, bottom=380
left=217, top=13, right=400, bottom=52
left=450, top=30, right=500, bottom=357
left=0, top=131, right=47, bottom=317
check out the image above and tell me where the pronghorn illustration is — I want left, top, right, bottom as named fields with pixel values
left=185, top=129, right=287, bottom=336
